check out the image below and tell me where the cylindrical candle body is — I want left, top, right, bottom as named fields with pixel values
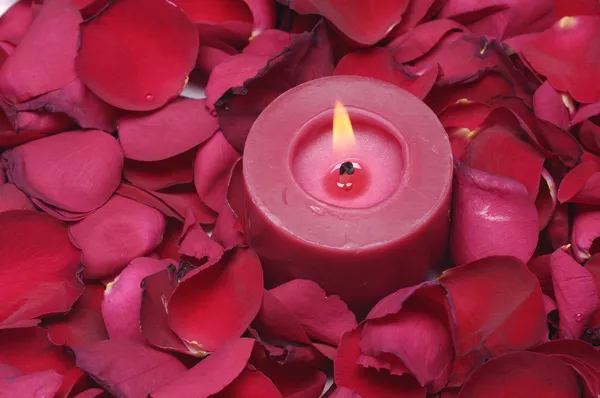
left=243, top=76, right=452, bottom=313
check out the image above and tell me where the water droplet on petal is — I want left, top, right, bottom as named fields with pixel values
left=145, top=94, right=154, bottom=101
left=575, top=313, right=584, bottom=321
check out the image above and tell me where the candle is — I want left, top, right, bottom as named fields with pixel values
left=242, top=76, right=453, bottom=313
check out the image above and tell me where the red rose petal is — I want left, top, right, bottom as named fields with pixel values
left=74, top=388, right=106, bottom=398
left=0, top=327, right=73, bottom=374
left=69, top=195, right=166, bottom=280
left=77, top=0, right=198, bottom=111
left=213, top=159, right=246, bottom=249
left=283, top=0, right=409, bottom=46
left=333, top=47, right=438, bottom=100
left=571, top=206, right=600, bottom=262
left=0, top=182, right=34, bottom=213
left=554, top=0, right=600, bottom=18
left=0, top=210, right=83, bottom=326
left=438, top=101, right=494, bottom=131
left=102, top=257, right=173, bottom=342
left=243, top=0, right=276, bottom=37
left=151, top=338, right=257, bottom=397
left=0, top=370, right=63, bottom=397
left=0, top=364, right=22, bottom=378
left=545, top=203, right=571, bottom=250
left=0, top=0, right=33, bottom=45
left=334, top=329, right=427, bottom=398
left=450, top=162, right=538, bottom=265
left=549, top=248, right=599, bottom=339
left=178, top=211, right=224, bottom=264
left=0, top=0, right=80, bottom=103
left=457, top=351, right=580, bottom=398
left=73, top=339, right=186, bottom=397
left=140, top=265, right=190, bottom=354
left=268, top=279, right=357, bottom=346
left=535, top=169, right=557, bottom=231
left=2, top=130, right=123, bottom=213
left=154, top=219, right=183, bottom=261
left=118, top=98, right=219, bottom=161
left=7, top=109, right=76, bottom=136
left=196, top=43, right=238, bottom=75
left=522, top=16, right=600, bottom=103
left=533, top=81, right=570, bottom=130
left=194, top=130, right=240, bottom=212
left=254, top=357, right=327, bottom=398
left=584, top=255, right=600, bottom=327
left=168, top=248, right=263, bottom=354
left=579, top=121, right=600, bottom=156
left=557, top=155, right=600, bottom=204
left=124, top=149, right=195, bottom=191
left=386, top=0, right=436, bottom=37
left=46, top=283, right=108, bottom=346
left=213, top=369, right=282, bottom=398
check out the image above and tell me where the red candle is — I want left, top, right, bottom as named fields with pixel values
left=243, top=76, right=453, bottom=313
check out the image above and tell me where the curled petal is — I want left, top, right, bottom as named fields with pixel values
left=0, top=183, right=34, bottom=213
left=533, top=81, right=570, bottom=130
left=546, top=203, right=571, bottom=250
left=213, top=159, right=246, bottom=249
left=579, top=121, right=600, bottom=156
left=73, top=339, right=187, bottom=398
left=535, top=170, right=557, bottom=231
left=0, top=370, right=63, bottom=398
left=69, top=195, right=166, bottom=280
left=213, top=369, right=281, bottom=398
left=168, top=248, right=264, bottom=354
left=118, top=98, right=219, bottom=161
left=0, top=211, right=83, bottom=326
left=178, top=210, right=224, bottom=263
left=124, top=149, right=195, bottom=191
left=243, top=0, right=275, bottom=37
left=2, top=130, right=123, bottom=213
left=102, top=257, right=173, bottom=341
left=572, top=206, right=600, bottom=262
left=450, top=162, right=538, bottom=265
left=77, top=0, right=198, bottom=110
left=558, top=155, right=600, bottom=205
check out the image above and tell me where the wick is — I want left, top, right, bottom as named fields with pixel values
left=339, top=161, right=355, bottom=176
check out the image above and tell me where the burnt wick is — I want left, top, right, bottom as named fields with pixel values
left=339, top=161, right=355, bottom=176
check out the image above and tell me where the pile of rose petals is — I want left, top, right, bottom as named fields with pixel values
left=3, top=0, right=600, bottom=397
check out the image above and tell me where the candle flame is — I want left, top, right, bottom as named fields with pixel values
left=333, top=100, right=356, bottom=155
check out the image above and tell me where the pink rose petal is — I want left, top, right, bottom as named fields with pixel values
left=535, top=169, right=558, bottom=231
left=533, top=81, right=570, bottom=130
left=213, top=369, right=282, bottom=398
left=571, top=206, right=600, bottom=262
left=69, top=195, right=166, bottom=280
left=124, top=149, right=195, bottom=191
left=178, top=210, right=224, bottom=264
left=558, top=155, right=600, bottom=205
left=0, top=182, right=34, bottom=213
left=0, top=370, right=63, bottom=398
left=0, top=0, right=33, bottom=45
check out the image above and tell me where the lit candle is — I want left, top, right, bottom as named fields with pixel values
left=242, top=76, right=453, bottom=314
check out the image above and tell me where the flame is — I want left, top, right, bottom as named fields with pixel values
left=332, top=100, right=356, bottom=156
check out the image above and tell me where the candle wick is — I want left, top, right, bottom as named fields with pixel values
left=339, top=161, right=355, bottom=176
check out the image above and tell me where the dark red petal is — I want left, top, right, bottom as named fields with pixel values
left=254, top=358, right=327, bottom=398
left=0, top=0, right=80, bottom=103
left=0, top=370, right=63, bottom=397
left=554, top=0, right=600, bottom=18
left=140, top=265, right=189, bottom=354
left=73, top=340, right=186, bottom=397
left=334, top=329, right=427, bottom=398
left=549, top=248, right=599, bottom=339
left=440, top=256, right=548, bottom=382
left=579, top=121, right=600, bottom=156
left=151, top=338, right=256, bottom=397
left=102, top=257, right=173, bottom=341
left=527, top=254, right=554, bottom=297
left=584, top=255, right=600, bottom=327
left=0, top=210, right=83, bottom=326
left=522, top=16, right=600, bottom=103
left=8, top=109, right=76, bottom=135
left=284, top=0, right=409, bottom=46
left=168, top=248, right=263, bottom=354
left=194, top=130, right=240, bottom=212
left=457, top=351, right=580, bottom=398
left=74, top=388, right=106, bottom=398
left=124, top=149, right=195, bottom=191
left=253, top=290, right=312, bottom=346
left=450, top=163, right=538, bottom=265
left=333, top=47, right=438, bottom=100
left=77, top=0, right=198, bottom=111
left=545, top=203, right=571, bottom=250
left=212, top=159, right=246, bottom=249
left=557, top=155, right=600, bottom=204
left=437, top=101, right=494, bottom=131
left=178, top=213, right=224, bottom=266
left=154, top=219, right=183, bottom=261
left=536, top=169, right=558, bottom=231
left=243, top=0, right=275, bottom=36
left=572, top=206, right=600, bottom=262
left=386, top=0, right=436, bottom=37
left=69, top=195, right=166, bottom=280
left=388, top=19, right=466, bottom=63
left=213, top=369, right=282, bottom=398
left=0, top=0, right=33, bottom=45
left=2, top=130, right=123, bottom=213
left=46, top=283, right=108, bottom=346
left=196, top=43, right=238, bottom=75
left=0, top=182, right=34, bottom=213
left=118, top=98, right=218, bottom=161
left=533, top=81, right=570, bottom=130
left=268, top=279, right=357, bottom=346
left=0, top=327, right=73, bottom=374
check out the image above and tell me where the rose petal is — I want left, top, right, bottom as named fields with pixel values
left=457, top=351, right=580, bottom=398
left=46, top=283, right=108, bottom=346
left=546, top=203, right=571, bottom=250
left=268, top=280, right=357, bottom=346
left=74, top=388, right=107, bottom=398
left=558, top=155, right=600, bottom=204
left=0, top=0, right=80, bottom=103
left=196, top=43, right=238, bottom=75
left=243, top=0, right=275, bottom=37
left=0, top=370, right=63, bottom=398
left=69, top=195, right=166, bottom=280
left=0, top=210, right=83, bottom=326
left=522, top=16, right=600, bottom=103
left=168, top=248, right=263, bottom=354
left=77, top=0, right=198, bottom=111
left=584, top=255, right=600, bottom=327
left=385, top=0, right=437, bottom=38
left=0, top=0, right=33, bottom=45
left=2, top=130, right=123, bottom=213
left=333, top=47, right=438, bottom=100
left=102, top=257, right=174, bottom=342
left=282, top=0, right=410, bottom=46
left=124, top=149, right=195, bottom=191
left=438, top=101, right=494, bottom=132
left=554, top=0, right=600, bottom=18
left=253, top=357, right=327, bottom=398
left=533, top=81, right=570, bottom=130
left=549, top=248, right=599, bottom=339
left=450, top=162, right=538, bottom=265
left=73, top=339, right=186, bottom=397
left=118, top=98, right=218, bottom=161
left=140, top=265, right=189, bottom=354
left=6, top=109, right=76, bottom=136
left=0, top=327, right=73, bottom=374
left=212, top=159, right=246, bottom=249
left=571, top=206, right=600, bottom=262
left=154, top=219, right=183, bottom=261
left=440, top=256, right=548, bottom=383
left=0, top=182, right=34, bottom=213
left=536, top=169, right=558, bottom=231
left=212, top=369, right=282, bottom=398
left=194, top=130, right=240, bottom=212
left=579, top=121, right=600, bottom=156
left=527, top=254, right=554, bottom=297
left=151, top=338, right=257, bottom=398
left=178, top=211, right=224, bottom=264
